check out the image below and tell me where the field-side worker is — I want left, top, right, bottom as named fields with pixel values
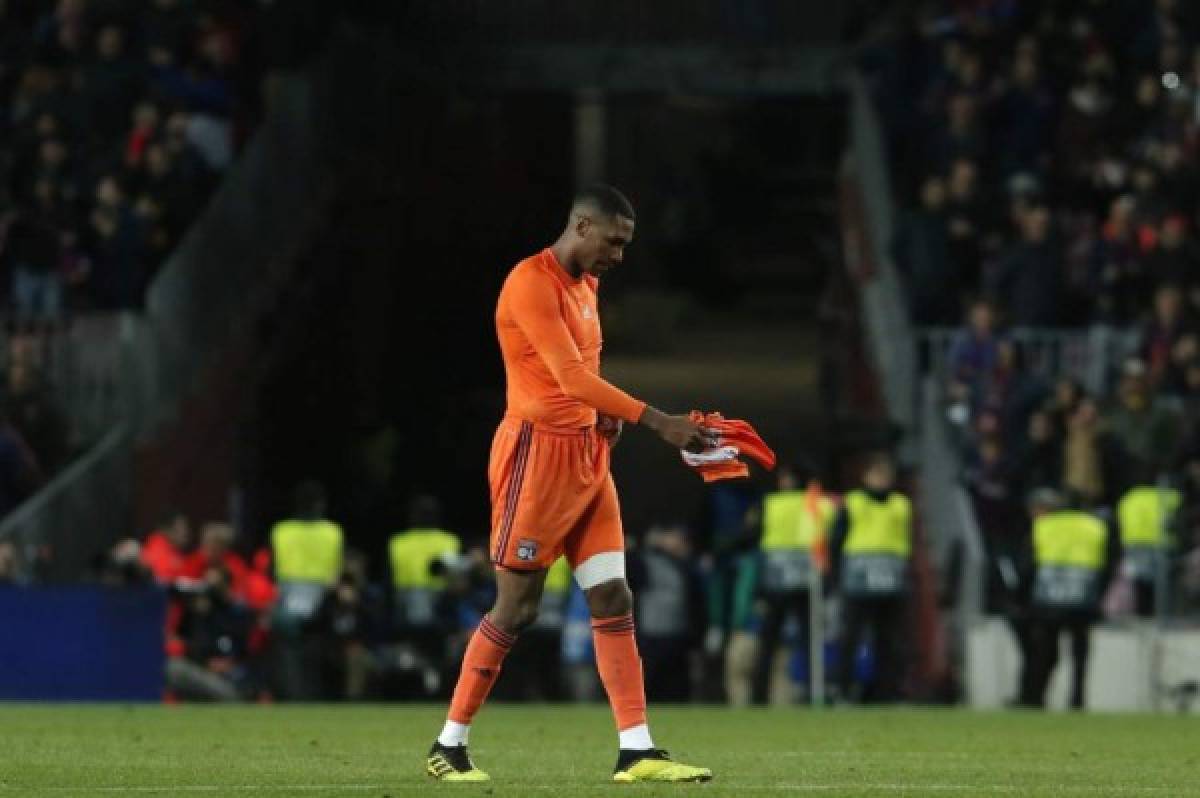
left=628, top=524, right=706, bottom=703
left=1117, top=479, right=1180, bottom=617
left=389, top=495, right=461, bottom=648
left=271, top=480, right=344, bottom=699
left=830, top=453, right=911, bottom=703
left=752, top=460, right=835, bottom=705
left=1019, top=488, right=1120, bottom=709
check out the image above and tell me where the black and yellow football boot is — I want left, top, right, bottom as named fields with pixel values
left=612, top=748, right=713, bottom=783
left=426, top=741, right=490, bottom=783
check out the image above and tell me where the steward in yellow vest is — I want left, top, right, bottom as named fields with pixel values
left=270, top=480, right=344, bottom=699
left=271, top=481, right=344, bottom=624
left=1031, top=508, right=1114, bottom=612
left=389, top=526, right=461, bottom=628
left=830, top=454, right=911, bottom=703
left=1117, top=483, right=1180, bottom=616
left=752, top=462, right=836, bottom=705
left=1019, top=488, right=1120, bottom=710
left=388, top=495, right=462, bottom=634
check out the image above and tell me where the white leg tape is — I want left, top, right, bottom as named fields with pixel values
left=572, top=551, right=626, bottom=590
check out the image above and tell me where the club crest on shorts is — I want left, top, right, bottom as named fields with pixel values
left=516, top=538, right=539, bottom=562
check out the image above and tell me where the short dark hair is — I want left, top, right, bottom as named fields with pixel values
left=573, top=183, right=635, bottom=221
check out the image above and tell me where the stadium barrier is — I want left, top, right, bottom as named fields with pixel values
left=966, top=618, right=1200, bottom=713
left=0, top=584, right=165, bottom=701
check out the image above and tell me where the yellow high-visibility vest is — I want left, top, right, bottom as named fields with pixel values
left=388, top=528, right=461, bottom=589
left=271, top=519, right=343, bottom=585
left=1118, top=487, right=1181, bottom=548
left=843, top=490, right=912, bottom=557
left=1033, top=511, right=1107, bottom=569
left=761, top=491, right=836, bottom=551
left=543, top=556, right=571, bottom=594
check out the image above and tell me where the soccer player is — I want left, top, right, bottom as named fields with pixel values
left=426, top=184, right=714, bottom=784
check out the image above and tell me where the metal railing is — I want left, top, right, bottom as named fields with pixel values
left=845, top=71, right=916, bottom=455
left=917, top=326, right=1141, bottom=398
left=0, top=425, right=130, bottom=582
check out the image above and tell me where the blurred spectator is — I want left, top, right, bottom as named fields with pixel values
left=179, top=521, right=250, bottom=600
left=893, top=175, right=957, bottom=325
left=944, top=158, right=987, bottom=293
left=1014, top=409, right=1063, bottom=499
left=94, top=538, right=153, bottom=587
left=719, top=547, right=759, bottom=708
left=1089, top=196, right=1149, bottom=325
left=981, top=340, right=1047, bottom=434
left=700, top=480, right=760, bottom=701
left=1144, top=217, right=1199, bottom=300
left=140, top=509, right=192, bottom=584
left=927, top=92, right=984, bottom=172
left=1046, top=377, right=1085, bottom=441
left=2, top=359, right=67, bottom=473
left=963, top=431, right=1022, bottom=549
left=749, top=463, right=834, bottom=705
left=166, top=565, right=251, bottom=702
left=988, top=204, right=1063, bottom=327
left=0, top=539, right=18, bottom=584
left=628, top=524, right=706, bottom=704
left=2, top=202, right=63, bottom=323
left=83, top=175, right=145, bottom=310
left=1063, top=396, right=1108, bottom=506
left=946, top=299, right=1002, bottom=412
left=1140, top=283, right=1197, bottom=394
left=992, top=49, right=1054, bottom=178
left=830, top=453, right=912, bottom=703
left=1104, top=361, right=1181, bottom=489
left=0, top=407, right=43, bottom=517
left=309, top=573, right=378, bottom=700
left=82, top=24, right=145, bottom=142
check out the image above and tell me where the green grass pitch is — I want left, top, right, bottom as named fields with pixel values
left=2, top=704, right=1198, bottom=796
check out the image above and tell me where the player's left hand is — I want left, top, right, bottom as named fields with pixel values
left=597, top=414, right=623, bottom=447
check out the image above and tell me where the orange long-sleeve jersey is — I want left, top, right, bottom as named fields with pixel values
left=495, top=248, right=646, bottom=428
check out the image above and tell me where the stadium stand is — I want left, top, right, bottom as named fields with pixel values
left=863, top=0, right=1200, bottom=630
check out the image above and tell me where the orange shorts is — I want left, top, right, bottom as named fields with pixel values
left=488, top=417, right=623, bottom=571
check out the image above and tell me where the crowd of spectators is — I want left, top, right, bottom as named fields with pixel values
left=880, top=0, right=1200, bottom=330
left=0, top=0, right=273, bottom=323
left=870, top=0, right=1200, bottom=617
left=945, top=298, right=1200, bottom=614
left=0, top=0, right=297, bottom=522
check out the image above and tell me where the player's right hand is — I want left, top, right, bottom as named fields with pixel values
left=640, top=407, right=714, bottom=452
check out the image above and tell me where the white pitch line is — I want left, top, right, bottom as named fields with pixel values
left=0, top=788, right=383, bottom=794
left=0, top=785, right=1177, bottom=795
left=769, top=751, right=978, bottom=758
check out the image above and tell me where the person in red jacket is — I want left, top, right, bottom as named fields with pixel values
left=179, top=522, right=250, bottom=600
left=140, top=510, right=192, bottom=584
